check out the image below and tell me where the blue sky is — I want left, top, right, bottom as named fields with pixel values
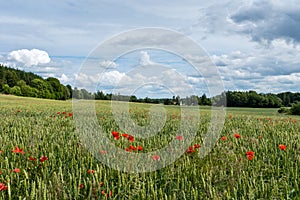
left=0, top=0, right=300, bottom=98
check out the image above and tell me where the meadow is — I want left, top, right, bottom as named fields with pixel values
left=0, top=94, right=299, bottom=199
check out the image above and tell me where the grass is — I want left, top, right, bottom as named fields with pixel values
left=0, top=94, right=299, bottom=199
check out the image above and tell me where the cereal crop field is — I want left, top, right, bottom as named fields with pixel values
left=0, top=94, right=299, bottom=199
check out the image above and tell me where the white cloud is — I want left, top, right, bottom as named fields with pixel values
left=74, top=70, right=127, bottom=90
left=7, top=49, right=51, bottom=66
left=99, top=71, right=127, bottom=86
left=139, top=51, right=155, bottom=66
left=99, top=60, right=118, bottom=68
left=59, top=74, right=70, bottom=84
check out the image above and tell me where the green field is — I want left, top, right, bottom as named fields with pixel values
left=0, top=94, right=299, bottom=199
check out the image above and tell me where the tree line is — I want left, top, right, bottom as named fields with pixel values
left=1, top=65, right=300, bottom=111
left=0, top=64, right=71, bottom=100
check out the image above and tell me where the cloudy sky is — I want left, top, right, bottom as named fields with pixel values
left=0, top=0, right=299, bottom=98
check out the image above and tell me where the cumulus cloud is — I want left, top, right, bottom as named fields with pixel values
left=74, top=70, right=127, bottom=90
left=59, top=74, right=70, bottom=84
left=99, top=60, right=118, bottom=68
left=7, top=49, right=51, bottom=66
left=99, top=71, right=127, bottom=86
left=139, top=51, right=155, bottom=66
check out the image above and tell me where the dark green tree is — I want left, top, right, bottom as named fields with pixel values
left=5, top=71, right=18, bottom=87
left=290, top=102, right=300, bottom=115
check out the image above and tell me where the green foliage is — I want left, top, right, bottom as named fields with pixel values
left=5, top=71, right=18, bottom=87
left=10, top=86, right=22, bottom=96
left=278, top=107, right=288, bottom=114
left=226, top=91, right=283, bottom=108
left=290, top=101, right=300, bottom=115
left=2, top=84, right=11, bottom=94
left=0, top=64, right=71, bottom=100
left=277, top=92, right=300, bottom=107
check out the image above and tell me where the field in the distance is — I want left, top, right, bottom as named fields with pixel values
left=0, top=94, right=299, bottom=199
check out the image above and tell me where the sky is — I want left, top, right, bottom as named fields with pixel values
left=0, top=0, right=300, bottom=98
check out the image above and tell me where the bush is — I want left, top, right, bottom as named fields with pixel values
left=290, top=101, right=300, bottom=115
left=278, top=107, right=288, bottom=114
left=11, top=86, right=22, bottom=96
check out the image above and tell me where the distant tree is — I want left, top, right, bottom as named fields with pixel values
left=201, top=94, right=211, bottom=105
left=95, top=90, right=104, bottom=100
left=164, top=98, right=171, bottom=105
left=80, top=88, right=92, bottom=99
left=106, top=93, right=112, bottom=100
left=31, top=79, right=51, bottom=98
left=175, top=95, right=180, bottom=105
left=290, top=102, right=300, bottom=115
left=144, top=97, right=151, bottom=103
left=11, top=86, right=22, bottom=96
left=5, top=71, right=18, bottom=87
left=278, top=107, right=288, bottom=114
left=72, top=87, right=82, bottom=99
left=17, top=80, right=26, bottom=87
left=0, top=79, right=5, bottom=92
left=66, top=85, right=72, bottom=98
left=130, top=95, right=138, bottom=102
left=2, top=84, right=11, bottom=94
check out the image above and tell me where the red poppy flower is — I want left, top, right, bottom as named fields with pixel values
left=121, top=133, right=129, bottom=138
left=0, top=183, right=8, bottom=191
left=152, top=155, right=160, bottom=161
left=128, top=135, right=134, bottom=142
left=193, top=144, right=200, bottom=149
left=13, top=168, right=20, bottom=173
left=12, top=146, right=25, bottom=154
left=245, top=151, right=255, bottom=156
left=112, top=131, right=119, bottom=137
left=87, top=169, right=95, bottom=174
left=79, top=184, right=84, bottom=189
left=125, top=148, right=132, bottom=152
left=0, top=150, right=3, bottom=154
left=68, top=112, right=73, bottom=117
left=247, top=155, right=254, bottom=161
left=101, top=190, right=106, bottom=195
left=278, top=144, right=286, bottom=151
left=29, top=156, right=36, bottom=161
left=137, top=145, right=143, bottom=151
left=175, top=135, right=184, bottom=141
left=129, top=145, right=136, bottom=150
left=186, top=146, right=195, bottom=154
left=109, top=191, right=113, bottom=197
left=234, top=133, right=241, bottom=139
left=62, top=111, right=66, bottom=115
left=245, top=151, right=255, bottom=161
left=221, top=136, right=227, bottom=141
left=39, top=156, right=48, bottom=162
left=57, top=112, right=61, bottom=115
